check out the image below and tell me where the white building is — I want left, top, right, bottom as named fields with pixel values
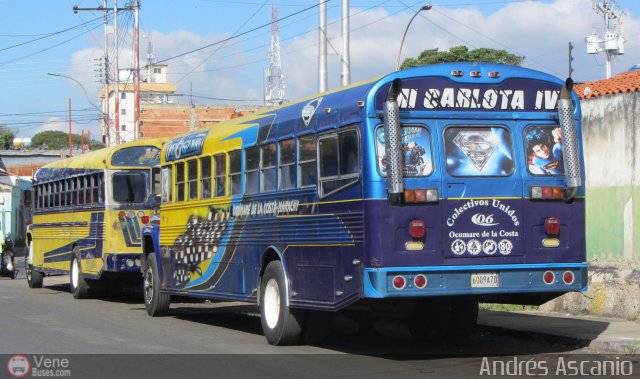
left=99, top=63, right=176, bottom=146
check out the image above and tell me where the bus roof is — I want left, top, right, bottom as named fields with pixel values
left=161, top=63, right=570, bottom=164
left=34, top=137, right=168, bottom=182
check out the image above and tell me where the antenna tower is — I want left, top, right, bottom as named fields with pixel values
left=145, top=31, right=156, bottom=82
left=586, top=0, right=625, bottom=79
left=265, top=0, right=285, bottom=106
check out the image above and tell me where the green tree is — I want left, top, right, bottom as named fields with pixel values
left=31, top=130, right=104, bottom=150
left=400, top=45, right=524, bottom=69
left=0, top=125, right=16, bottom=150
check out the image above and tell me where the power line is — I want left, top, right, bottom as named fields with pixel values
left=175, top=0, right=270, bottom=84
left=156, top=0, right=331, bottom=64
left=0, top=15, right=104, bottom=53
left=0, top=16, right=112, bottom=65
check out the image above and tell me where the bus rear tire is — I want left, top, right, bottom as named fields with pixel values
left=447, top=297, right=478, bottom=340
left=70, top=248, right=91, bottom=299
left=144, top=254, right=170, bottom=316
left=27, top=242, right=44, bottom=288
left=259, top=261, right=304, bottom=346
left=300, top=310, right=333, bottom=345
left=407, top=298, right=451, bottom=341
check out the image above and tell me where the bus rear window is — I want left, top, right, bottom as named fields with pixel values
left=444, top=126, right=514, bottom=177
left=375, top=125, right=433, bottom=177
left=113, top=173, right=147, bottom=203
left=524, top=125, right=564, bottom=176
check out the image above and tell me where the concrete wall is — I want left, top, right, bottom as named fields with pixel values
left=581, top=92, right=640, bottom=263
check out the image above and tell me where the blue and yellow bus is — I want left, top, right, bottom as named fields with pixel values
left=142, top=63, right=586, bottom=345
left=27, top=138, right=166, bottom=298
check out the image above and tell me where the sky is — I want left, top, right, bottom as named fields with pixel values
left=1, top=0, right=639, bottom=140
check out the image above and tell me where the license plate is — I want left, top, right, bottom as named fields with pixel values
left=471, top=272, right=500, bottom=288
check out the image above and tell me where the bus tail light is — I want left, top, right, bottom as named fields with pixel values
left=414, top=274, right=427, bottom=289
left=530, top=186, right=564, bottom=200
left=543, top=271, right=555, bottom=285
left=141, top=215, right=150, bottom=224
left=545, top=217, right=560, bottom=236
left=404, top=188, right=438, bottom=203
left=409, top=220, right=425, bottom=239
left=392, top=275, right=406, bottom=290
left=562, top=271, right=575, bottom=285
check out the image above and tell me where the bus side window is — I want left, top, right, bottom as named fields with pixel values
left=161, top=166, right=172, bottom=204
left=53, top=182, right=60, bottom=207
left=99, top=173, right=105, bottom=204
left=261, top=143, right=277, bottom=192
left=60, top=181, right=66, bottom=207
left=229, top=150, right=241, bottom=196
left=72, top=178, right=78, bottom=206
left=214, top=154, right=226, bottom=197
left=92, top=174, right=100, bottom=204
left=298, top=134, right=316, bottom=188
left=175, top=162, right=185, bottom=202
left=78, top=176, right=86, bottom=205
left=245, top=146, right=260, bottom=194
left=187, top=159, right=198, bottom=200
left=33, top=185, right=39, bottom=210
left=200, top=156, right=212, bottom=199
left=318, top=129, right=359, bottom=197
left=44, top=183, right=50, bottom=208
left=279, top=138, right=295, bottom=190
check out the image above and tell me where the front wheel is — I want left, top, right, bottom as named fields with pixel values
left=2, top=248, right=15, bottom=279
left=143, top=254, right=170, bottom=316
left=70, top=248, right=92, bottom=299
left=26, top=242, right=43, bottom=288
left=259, top=261, right=305, bottom=345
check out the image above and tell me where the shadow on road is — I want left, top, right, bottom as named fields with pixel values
left=161, top=303, right=602, bottom=357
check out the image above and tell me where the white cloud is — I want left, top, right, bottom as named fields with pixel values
left=64, top=0, right=640, bottom=126
left=34, top=117, right=100, bottom=139
left=35, top=117, right=67, bottom=135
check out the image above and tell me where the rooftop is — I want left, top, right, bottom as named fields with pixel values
left=574, top=69, right=640, bottom=99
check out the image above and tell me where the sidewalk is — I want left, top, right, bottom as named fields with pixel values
left=478, top=309, right=640, bottom=354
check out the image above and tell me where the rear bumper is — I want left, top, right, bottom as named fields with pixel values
left=104, top=253, right=143, bottom=273
left=363, top=263, right=588, bottom=298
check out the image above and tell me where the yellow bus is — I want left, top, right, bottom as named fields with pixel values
left=26, top=138, right=166, bottom=298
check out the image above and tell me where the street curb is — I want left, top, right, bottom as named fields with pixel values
left=478, top=311, right=640, bottom=354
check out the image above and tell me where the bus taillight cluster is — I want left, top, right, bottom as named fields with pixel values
left=392, top=274, right=428, bottom=290
left=530, top=186, right=564, bottom=200
left=543, top=270, right=575, bottom=285
left=404, top=188, right=438, bottom=203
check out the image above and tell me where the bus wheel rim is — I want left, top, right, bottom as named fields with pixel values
left=264, top=278, right=280, bottom=329
left=71, top=259, right=79, bottom=288
left=144, top=269, right=153, bottom=304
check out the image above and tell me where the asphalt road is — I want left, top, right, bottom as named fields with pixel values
left=0, top=257, right=614, bottom=379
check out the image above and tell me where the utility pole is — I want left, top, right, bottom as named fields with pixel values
left=319, top=0, right=327, bottom=93
left=133, top=0, right=140, bottom=141
left=73, top=2, right=111, bottom=146
left=114, top=0, right=120, bottom=145
left=586, top=0, right=625, bottom=79
left=341, top=0, right=350, bottom=86
left=68, top=98, right=73, bottom=157
left=73, top=1, right=131, bottom=146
